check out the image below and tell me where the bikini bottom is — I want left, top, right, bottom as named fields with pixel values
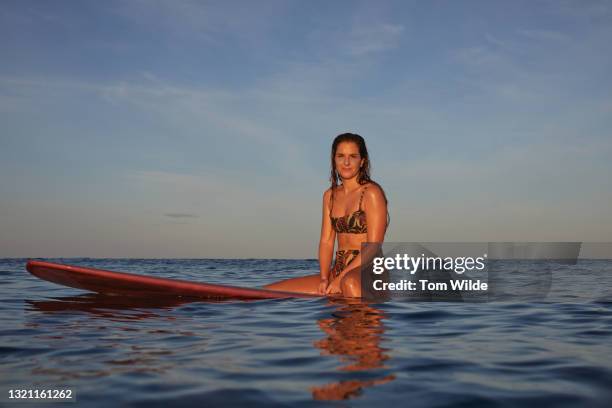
left=330, top=249, right=360, bottom=279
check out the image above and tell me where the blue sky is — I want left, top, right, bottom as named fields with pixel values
left=1, top=0, right=611, bottom=258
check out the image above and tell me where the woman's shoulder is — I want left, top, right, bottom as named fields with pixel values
left=324, top=185, right=343, bottom=195
left=323, top=187, right=334, bottom=200
left=362, top=181, right=383, bottom=193
left=362, top=182, right=386, bottom=202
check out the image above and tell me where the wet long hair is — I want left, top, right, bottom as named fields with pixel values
left=329, top=133, right=389, bottom=227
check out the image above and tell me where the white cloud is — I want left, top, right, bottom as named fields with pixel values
left=347, top=23, right=404, bottom=56
left=110, top=0, right=289, bottom=46
left=518, top=29, right=570, bottom=42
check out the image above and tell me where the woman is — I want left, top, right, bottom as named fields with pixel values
left=264, top=133, right=388, bottom=298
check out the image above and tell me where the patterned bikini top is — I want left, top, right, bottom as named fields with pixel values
left=330, top=186, right=368, bottom=234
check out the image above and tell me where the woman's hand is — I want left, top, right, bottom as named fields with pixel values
left=318, top=279, right=329, bottom=295
left=325, top=278, right=342, bottom=295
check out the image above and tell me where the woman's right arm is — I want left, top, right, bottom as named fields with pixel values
left=318, top=189, right=336, bottom=293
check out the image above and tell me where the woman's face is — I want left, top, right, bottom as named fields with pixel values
left=335, top=141, right=364, bottom=181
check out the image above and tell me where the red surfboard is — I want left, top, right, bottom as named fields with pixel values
left=26, top=261, right=320, bottom=300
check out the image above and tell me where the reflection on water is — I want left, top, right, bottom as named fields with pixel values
left=26, top=294, right=397, bottom=401
left=23, top=294, right=206, bottom=381
left=26, top=293, right=197, bottom=320
left=311, top=298, right=396, bottom=400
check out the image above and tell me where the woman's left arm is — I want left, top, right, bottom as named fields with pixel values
left=362, top=185, right=387, bottom=265
left=365, top=185, right=387, bottom=243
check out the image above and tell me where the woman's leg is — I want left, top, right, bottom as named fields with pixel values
left=263, top=273, right=321, bottom=295
left=263, top=268, right=363, bottom=298
left=340, top=268, right=362, bottom=298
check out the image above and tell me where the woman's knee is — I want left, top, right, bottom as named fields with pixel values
left=340, top=272, right=361, bottom=297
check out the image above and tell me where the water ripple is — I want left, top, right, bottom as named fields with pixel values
left=1, top=258, right=611, bottom=406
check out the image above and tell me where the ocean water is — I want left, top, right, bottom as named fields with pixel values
left=1, top=258, right=612, bottom=407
